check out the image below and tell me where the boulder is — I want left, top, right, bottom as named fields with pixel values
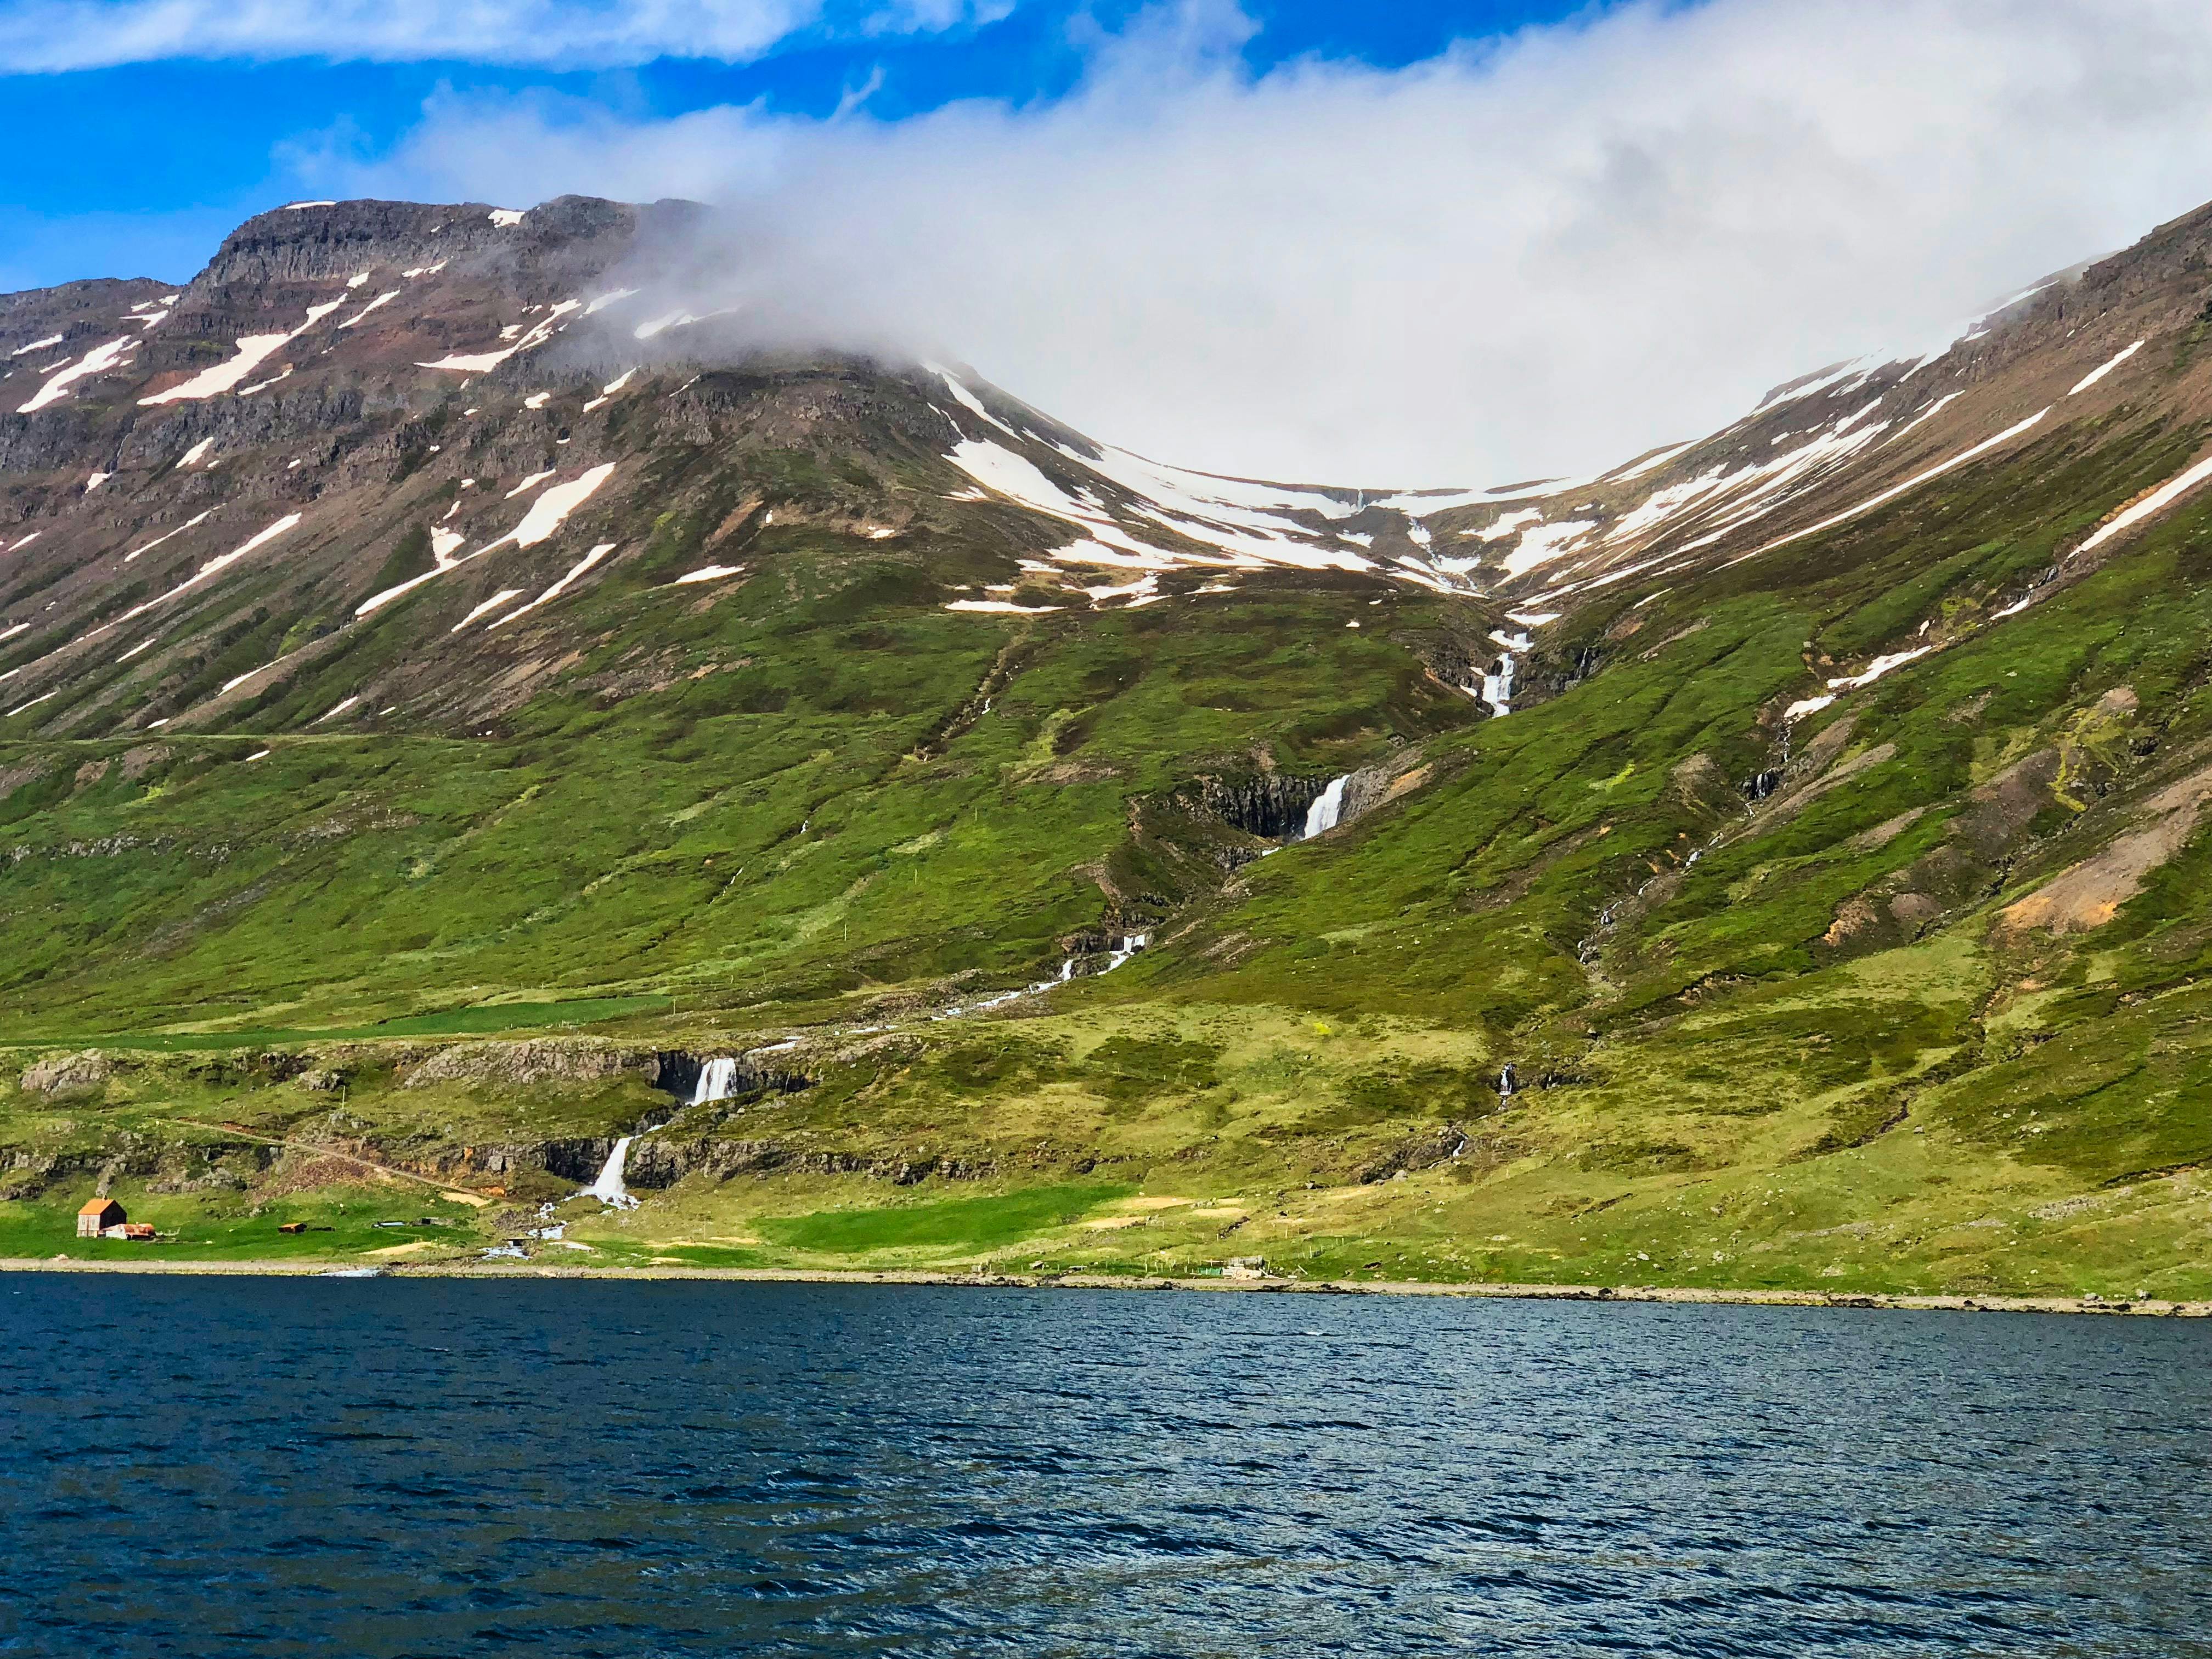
left=18, top=1049, right=112, bottom=1096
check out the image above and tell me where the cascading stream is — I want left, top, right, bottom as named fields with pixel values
left=1481, top=654, right=1517, bottom=716
left=1104, top=932, right=1150, bottom=971
left=575, top=1053, right=746, bottom=1214
left=934, top=936, right=1147, bottom=1021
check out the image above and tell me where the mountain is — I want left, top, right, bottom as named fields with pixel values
left=4, top=191, right=2210, bottom=1300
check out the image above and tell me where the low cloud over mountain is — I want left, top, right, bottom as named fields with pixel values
left=288, top=0, right=2212, bottom=485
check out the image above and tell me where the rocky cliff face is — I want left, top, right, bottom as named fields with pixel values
left=1174, top=772, right=1339, bottom=840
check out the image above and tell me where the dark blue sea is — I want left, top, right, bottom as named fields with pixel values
left=2, top=1276, right=2207, bottom=1657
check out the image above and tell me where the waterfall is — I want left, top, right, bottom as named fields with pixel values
left=583, top=1136, right=641, bottom=1208
left=690, top=1056, right=740, bottom=1106
left=1498, top=1063, right=1517, bottom=1099
left=583, top=1114, right=671, bottom=1208
left=1482, top=654, right=1517, bottom=717
left=1300, top=776, right=1350, bottom=840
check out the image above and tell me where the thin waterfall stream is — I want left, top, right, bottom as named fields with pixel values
left=933, top=934, right=1149, bottom=1021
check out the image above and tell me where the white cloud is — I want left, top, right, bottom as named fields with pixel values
left=0, top=0, right=1005, bottom=71
left=304, top=0, right=2212, bottom=483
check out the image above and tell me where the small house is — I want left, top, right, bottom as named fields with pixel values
left=77, top=1197, right=125, bottom=1238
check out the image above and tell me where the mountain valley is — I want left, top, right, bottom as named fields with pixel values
left=4, top=191, right=2211, bottom=1296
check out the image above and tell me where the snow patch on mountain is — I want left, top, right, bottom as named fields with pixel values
left=1499, top=520, right=1598, bottom=578
left=1883, top=392, right=1962, bottom=445
left=452, top=590, right=526, bottom=631
left=103, top=513, right=302, bottom=633
left=1740, top=409, right=2051, bottom=561
left=340, top=290, right=400, bottom=329
left=1468, top=509, right=1544, bottom=543
left=420, top=300, right=580, bottom=374
left=221, top=653, right=297, bottom=695
left=489, top=543, right=617, bottom=628
left=582, top=369, right=635, bottom=411
left=1605, top=441, right=1696, bottom=483
left=2069, top=341, right=2145, bottom=396
left=481, top=465, right=617, bottom=552
left=2075, top=450, right=2212, bottom=557
left=125, top=510, right=215, bottom=561
left=929, top=365, right=999, bottom=426
left=1753, top=357, right=1878, bottom=413
left=19, top=337, right=136, bottom=413
left=139, top=300, right=342, bottom=405
left=1827, top=648, right=1932, bottom=692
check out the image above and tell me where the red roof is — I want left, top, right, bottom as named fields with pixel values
left=79, top=1198, right=123, bottom=1215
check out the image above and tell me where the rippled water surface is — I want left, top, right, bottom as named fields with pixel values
left=4, top=1276, right=2208, bottom=1656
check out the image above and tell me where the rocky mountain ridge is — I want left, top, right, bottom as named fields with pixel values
left=9, top=192, right=2212, bottom=754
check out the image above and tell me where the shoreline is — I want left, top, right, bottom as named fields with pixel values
left=6, top=1257, right=2208, bottom=1317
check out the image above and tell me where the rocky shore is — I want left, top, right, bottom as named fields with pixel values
left=7, top=1256, right=2207, bottom=1317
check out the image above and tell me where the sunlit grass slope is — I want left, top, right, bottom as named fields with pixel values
left=5, top=430, right=2212, bottom=1298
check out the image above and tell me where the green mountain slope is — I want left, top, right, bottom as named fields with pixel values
left=4, top=195, right=2211, bottom=1295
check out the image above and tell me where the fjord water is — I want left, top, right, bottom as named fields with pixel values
left=4, top=1279, right=2206, bottom=1656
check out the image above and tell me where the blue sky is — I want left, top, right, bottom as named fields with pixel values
left=0, top=0, right=1583, bottom=291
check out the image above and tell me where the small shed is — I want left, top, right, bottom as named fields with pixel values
left=77, top=1197, right=125, bottom=1238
